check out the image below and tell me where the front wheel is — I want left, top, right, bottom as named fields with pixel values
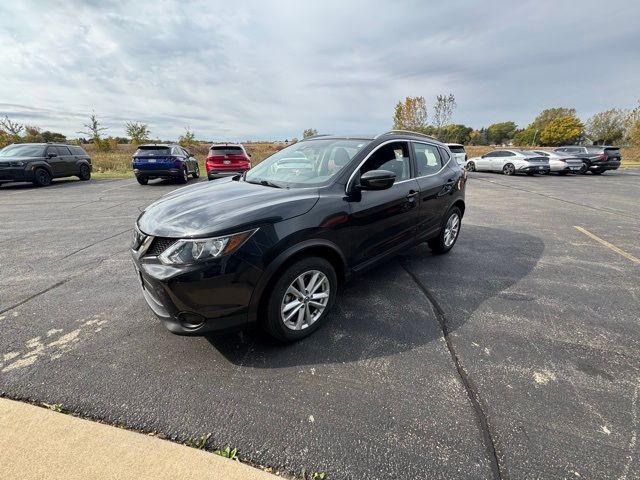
left=579, top=162, right=588, bottom=174
left=465, top=161, right=476, bottom=172
left=192, top=164, right=200, bottom=179
left=264, top=256, right=337, bottom=342
left=78, top=164, right=91, bottom=181
left=428, top=206, right=462, bottom=255
left=503, top=163, right=516, bottom=176
left=33, top=168, right=52, bottom=187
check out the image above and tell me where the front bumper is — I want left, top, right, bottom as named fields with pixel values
left=131, top=241, right=264, bottom=335
left=0, top=165, right=32, bottom=183
left=134, top=168, right=183, bottom=180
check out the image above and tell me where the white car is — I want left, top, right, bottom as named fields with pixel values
left=530, top=150, right=585, bottom=175
left=446, top=144, right=467, bottom=168
left=466, top=149, right=550, bottom=176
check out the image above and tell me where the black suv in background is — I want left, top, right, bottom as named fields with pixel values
left=0, top=143, right=92, bottom=187
left=554, top=145, right=621, bottom=174
left=131, top=130, right=466, bottom=342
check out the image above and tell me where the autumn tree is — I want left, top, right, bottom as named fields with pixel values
left=440, top=124, right=472, bottom=144
left=531, top=107, right=577, bottom=130
left=626, top=100, right=640, bottom=146
left=0, top=116, right=24, bottom=147
left=539, top=116, right=584, bottom=146
left=486, top=122, right=517, bottom=144
left=432, top=94, right=456, bottom=137
left=586, top=109, right=626, bottom=145
left=125, top=121, right=151, bottom=145
left=302, top=128, right=318, bottom=139
left=393, top=96, right=428, bottom=132
left=78, top=112, right=109, bottom=151
left=178, top=127, right=197, bottom=148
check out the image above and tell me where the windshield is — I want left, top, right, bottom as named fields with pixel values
left=245, top=139, right=369, bottom=187
left=0, top=144, right=45, bottom=157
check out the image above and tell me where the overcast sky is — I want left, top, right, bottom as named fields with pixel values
left=1, top=0, right=639, bottom=141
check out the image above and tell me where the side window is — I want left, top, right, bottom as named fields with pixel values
left=484, top=151, right=497, bottom=157
left=56, top=146, right=71, bottom=156
left=412, top=143, right=442, bottom=176
left=72, top=146, right=87, bottom=156
left=438, top=147, right=451, bottom=164
left=360, top=142, right=411, bottom=183
left=172, top=146, right=182, bottom=156
left=504, top=151, right=515, bottom=157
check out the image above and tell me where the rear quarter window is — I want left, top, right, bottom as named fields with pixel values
left=448, top=146, right=465, bottom=153
left=70, top=146, right=88, bottom=156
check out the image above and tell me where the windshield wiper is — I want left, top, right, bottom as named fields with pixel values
left=246, top=178, right=283, bottom=189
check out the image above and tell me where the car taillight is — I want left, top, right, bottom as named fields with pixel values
left=599, top=153, right=606, bottom=160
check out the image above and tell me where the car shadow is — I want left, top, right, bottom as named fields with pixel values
left=206, top=225, right=544, bottom=368
left=0, top=178, right=80, bottom=190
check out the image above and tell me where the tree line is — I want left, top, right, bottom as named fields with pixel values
left=0, top=112, right=199, bottom=150
left=392, top=95, right=640, bottom=147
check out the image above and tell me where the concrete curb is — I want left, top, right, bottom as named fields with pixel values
left=0, top=398, right=279, bottom=480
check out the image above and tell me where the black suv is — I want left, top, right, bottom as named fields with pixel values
left=0, top=143, right=92, bottom=187
left=131, top=131, right=466, bottom=341
left=554, top=145, right=621, bottom=174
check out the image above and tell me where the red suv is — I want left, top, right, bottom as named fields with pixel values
left=205, top=144, right=251, bottom=180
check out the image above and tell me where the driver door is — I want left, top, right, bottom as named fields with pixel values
left=347, top=141, right=420, bottom=268
left=45, top=146, right=67, bottom=176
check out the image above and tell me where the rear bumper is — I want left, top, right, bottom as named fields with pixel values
left=134, top=168, right=182, bottom=179
left=550, top=164, right=583, bottom=173
left=590, top=160, right=620, bottom=171
left=207, top=170, right=243, bottom=180
left=520, top=165, right=550, bottom=174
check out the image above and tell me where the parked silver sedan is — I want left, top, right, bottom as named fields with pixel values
left=466, top=149, right=550, bottom=176
left=529, top=150, right=584, bottom=175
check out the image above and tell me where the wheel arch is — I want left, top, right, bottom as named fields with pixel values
left=248, top=239, right=347, bottom=325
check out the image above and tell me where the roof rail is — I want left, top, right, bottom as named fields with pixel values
left=300, top=134, right=332, bottom=140
left=375, top=130, right=439, bottom=141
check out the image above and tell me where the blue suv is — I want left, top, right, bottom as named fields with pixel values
left=132, top=144, right=200, bottom=185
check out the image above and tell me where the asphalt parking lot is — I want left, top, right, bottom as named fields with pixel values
left=1, top=171, right=639, bottom=479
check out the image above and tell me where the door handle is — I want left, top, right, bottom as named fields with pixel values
left=405, top=190, right=418, bottom=200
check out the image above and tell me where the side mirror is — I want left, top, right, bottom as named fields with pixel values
left=358, top=170, right=396, bottom=191
left=47, top=152, right=57, bottom=158
left=481, top=154, right=486, bottom=158
left=248, top=153, right=252, bottom=157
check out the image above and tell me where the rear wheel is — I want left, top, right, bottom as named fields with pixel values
left=78, top=164, right=91, bottom=181
left=428, top=206, right=462, bottom=255
left=579, top=162, right=588, bottom=174
left=466, top=161, right=476, bottom=172
left=178, top=167, right=189, bottom=184
left=503, top=163, right=515, bottom=176
left=136, top=176, right=148, bottom=185
left=526, top=171, right=535, bottom=176
left=33, top=168, right=52, bottom=187
left=558, top=170, right=568, bottom=176
left=264, top=256, right=337, bottom=342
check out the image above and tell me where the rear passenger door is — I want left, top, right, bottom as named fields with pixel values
left=411, top=142, right=454, bottom=239
left=55, top=146, right=75, bottom=175
left=45, top=146, right=66, bottom=176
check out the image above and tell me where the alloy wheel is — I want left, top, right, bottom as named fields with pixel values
left=503, top=164, right=515, bottom=175
left=443, top=213, right=460, bottom=247
left=281, top=270, right=330, bottom=331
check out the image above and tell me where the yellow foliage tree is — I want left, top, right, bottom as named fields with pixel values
left=539, top=116, right=584, bottom=146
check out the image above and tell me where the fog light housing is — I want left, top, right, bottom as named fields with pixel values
left=178, top=312, right=206, bottom=329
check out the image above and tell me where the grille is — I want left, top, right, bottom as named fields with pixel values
left=146, top=237, right=177, bottom=256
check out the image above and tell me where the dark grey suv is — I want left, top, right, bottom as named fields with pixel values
left=0, top=143, right=92, bottom=187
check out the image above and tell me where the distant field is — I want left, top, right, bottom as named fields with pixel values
left=86, top=142, right=640, bottom=176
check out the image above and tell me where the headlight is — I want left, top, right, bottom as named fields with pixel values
left=158, top=229, right=258, bottom=265
left=9, top=161, right=27, bottom=167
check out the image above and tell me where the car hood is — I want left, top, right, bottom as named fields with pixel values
left=137, top=177, right=319, bottom=238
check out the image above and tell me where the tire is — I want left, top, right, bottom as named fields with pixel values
left=558, top=170, right=568, bottom=176
left=136, top=176, right=148, bottom=185
left=579, top=162, right=588, bottom=174
left=33, top=168, right=52, bottom=187
left=591, top=169, right=604, bottom=175
left=78, top=164, right=91, bottom=181
left=192, top=164, right=200, bottom=179
left=503, top=163, right=515, bottom=176
left=526, top=172, right=535, bottom=176
left=177, top=167, right=189, bottom=184
left=466, top=161, right=476, bottom=172
left=264, top=256, right=337, bottom=342
left=428, top=206, right=462, bottom=255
